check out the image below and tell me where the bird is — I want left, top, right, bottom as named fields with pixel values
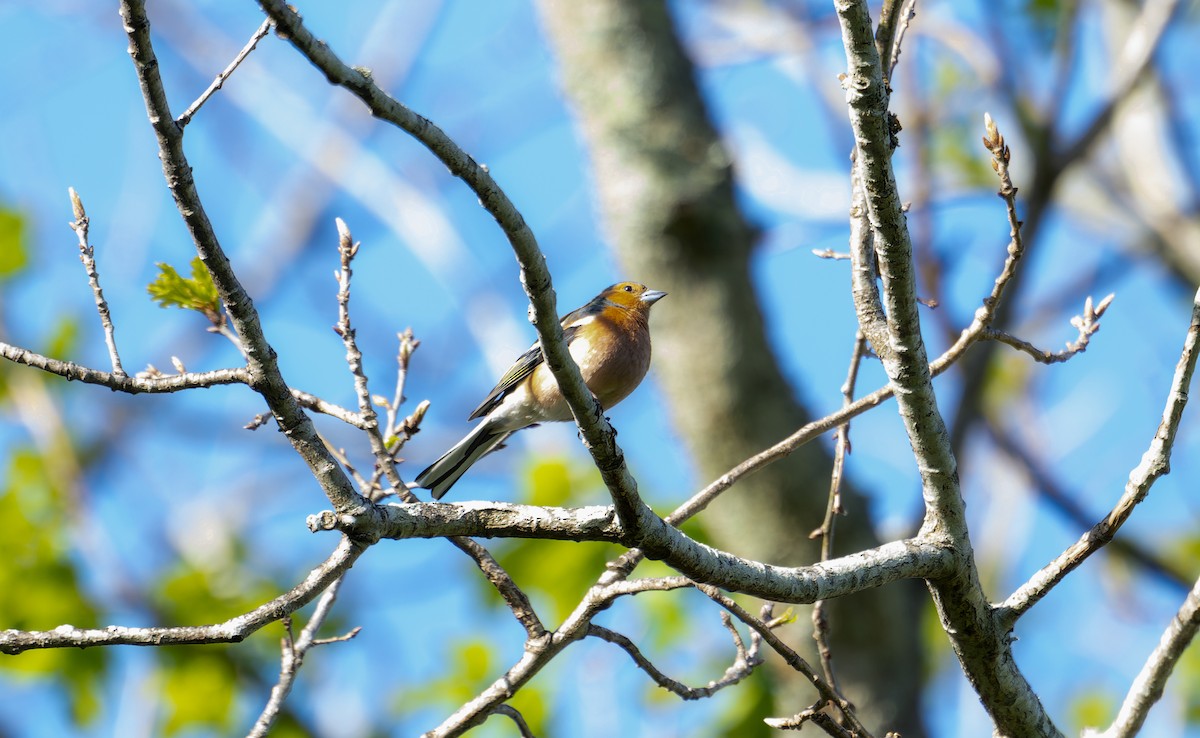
left=415, top=282, right=667, bottom=499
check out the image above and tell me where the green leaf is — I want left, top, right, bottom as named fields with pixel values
left=0, top=207, right=29, bottom=280
left=147, top=257, right=222, bottom=324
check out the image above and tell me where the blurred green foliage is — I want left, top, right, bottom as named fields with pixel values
left=0, top=445, right=107, bottom=723
left=0, top=207, right=28, bottom=281
left=160, top=651, right=238, bottom=736
left=1067, top=687, right=1115, bottom=735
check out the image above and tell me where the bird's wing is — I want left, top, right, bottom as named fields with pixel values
left=467, top=323, right=581, bottom=420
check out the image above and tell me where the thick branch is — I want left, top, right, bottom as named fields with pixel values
left=835, top=1, right=1057, bottom=735
left=319, top=499, right=951, bottom=604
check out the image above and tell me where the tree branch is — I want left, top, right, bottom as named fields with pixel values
left=321, top=497, right=952, bottom=604
left=177, top=17, right=273, bottom=128
left=0, top=537, right=364, bottom=654
left=698, top=588, right=873, bottom=737
left=67, top=188, right=125, bottom=376
left=1093, top=573, right=1200, bottom=738
left=247, top=575, right=357, bottom=738
left=0, top=341, right=250, bottom=392
left=835, top=1, right=1058, bottom=734
left=589, top=611, right=763, bottom=700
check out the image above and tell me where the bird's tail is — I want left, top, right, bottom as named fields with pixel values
left=415, top=421, right=512, bottom=499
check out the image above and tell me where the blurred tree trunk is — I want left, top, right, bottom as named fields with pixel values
left=536, top=1, right=925, bottom=733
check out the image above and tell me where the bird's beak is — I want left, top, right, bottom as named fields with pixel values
left=641, top=289, right=668, bottom=304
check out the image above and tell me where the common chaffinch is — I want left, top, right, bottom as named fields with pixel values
left=415, top=282, right=667, bottom=499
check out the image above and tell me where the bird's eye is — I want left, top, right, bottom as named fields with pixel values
left=624, top=285, right=633, bottom=292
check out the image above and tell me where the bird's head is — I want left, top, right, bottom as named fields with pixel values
left=602, top=282, right=668, bottom=313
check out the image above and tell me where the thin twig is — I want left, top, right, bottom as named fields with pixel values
left=813, top=248, right=852, bottom=260
left=289, top=388, right=371, bottom=429
left=886, top=0, right=918, bottom=77
left=696, top=587, right=874, bottom=738
left=810, top=331, right=868, bottom=697
left=247, top=575, right=357, bottom=738
left=368, top=330, right=427, bottom=499
left=982, top=293, right=1114, bottom=364
left=386, top=329, right=420, bottom=439
left=998, top=286, right=1200, bottom=629
left=329, top=219, right=545, bottom=638
left=0, top=342, right=249, bottom=392
left=67, top=188, right=125, bottom=376
left=589, top=613, right=763, bottom=700
left=490, top=706, right=535, bottom=738
left=177, top=18, right=273, bottom=127
left=873, top=0, right=917, bottom=79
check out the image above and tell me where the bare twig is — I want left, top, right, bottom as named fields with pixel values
left=983, top=293, right=1115, bottom=364
left=385, top=329, right=420, bottom=441
left=490, top=706, right=535, bottom=738
left=453, top=537, right=547, bottom=639
left=873, top=0, right=918, bottom=79
left=809, top=331, right=868, bottom=696
left=0, top=341, right=248, bottom=392
left=0, top=537, right=364, bottom=654
left=176, top=18, right=273, bottom=127
left=367, top=331, right=427, bottom=500
left=325, top=219, right=545, bottom=638
left=67, top=188, right=125, bottom=376
left=289, top=388, right=371, bottom=429
left=247, top=575, right=357, bottom=738
left=697, top=587, right=873, bottom=738
left=998, top=286, right=1200, bottom=628
left=886, top=0, right=918, bottom=77
left=813, top=248, right=852, bottom=260
left=589, top=611, right=763, bottom=700
left=766, top=706, right=857, bottom=736
left=969, top=122, right=1117, bottom=363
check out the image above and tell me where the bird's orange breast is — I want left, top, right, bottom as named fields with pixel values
left=527, top=311, right=652, bottom=420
